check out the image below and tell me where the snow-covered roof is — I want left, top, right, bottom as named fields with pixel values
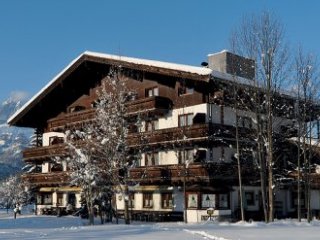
left=211, top=70, right=256, bottom=87
left=211, top=69, right=302, bottom=100
left=84, top=51, right=212, bottom=76
left=7, top=51, right=212, bottom=126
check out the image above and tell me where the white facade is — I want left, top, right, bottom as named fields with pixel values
left=42, top=132, right=65, bottom=146
left=116, top=186, right=183, bottom=212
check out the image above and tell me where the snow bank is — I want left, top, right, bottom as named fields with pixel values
left=1, top=206, right=320, bottom=239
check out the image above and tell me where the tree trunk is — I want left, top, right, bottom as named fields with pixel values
left=124, top=185, right=130, bottom=224
left=256, top=111, right=268, bottom=222
left=307, top=123, right=312, bottom=222
left=258, top=142, right=268, bottom=222
left=86, top=194, right=94, bottom=225
left=297, top=134, right=301, bottom=222
left=88, top=206, right=95, bottom=225
left=235, top=111, right=245, bottom=221
left=99, top=205, right=104, bottom=224
left=267, top=69, right=274, bottom=223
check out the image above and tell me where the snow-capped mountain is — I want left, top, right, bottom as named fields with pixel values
left=0, top=98, right=22, bottom=125
left=0, top=97, right=32, bottom=179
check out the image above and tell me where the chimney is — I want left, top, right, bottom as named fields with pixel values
left=208, top=50, right=255, bottom=80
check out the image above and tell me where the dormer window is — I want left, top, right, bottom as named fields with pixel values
left=69, top=105, right=85, bottom=113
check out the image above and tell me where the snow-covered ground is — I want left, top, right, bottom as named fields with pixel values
left=1, top=210, right=320, bottom=239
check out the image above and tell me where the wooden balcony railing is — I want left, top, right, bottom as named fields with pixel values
left=24, top=122, right=257, bottom=163
left=128, top=123, right=211, bottom=147
left=288, top=172, right=320, bottom=188
left=129, top=164, right=210, bottom=184
left=23, top=124, right=208, bottom=162
left=129, top=162, right=259, bottom=184
left=23, top=143, right=68, bottom=161
left=47, top=96, right=172, bottom=131
left=47, top=109, right=96, bottom=131
left=126, top=96, right=172, bottom=116
left=21, top=171, right=70, bottom=187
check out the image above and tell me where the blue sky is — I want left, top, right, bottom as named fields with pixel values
left=1, top=0, right=320, bottom=102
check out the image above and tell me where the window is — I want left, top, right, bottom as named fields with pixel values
left=218, top=194, right=228, bottom=208
left=145, top=120, right=159, bottom=132
left=178, top=113, right=193, bottom=127
left=145, top=152, right=159, bottom=166
left=201, top=193, right=229, bottom=209
left=201, top=194, right=215, bottom=208
left=49, top=136, right=64, bottom=145
left=68, top=193, right=76, bottom=205
left=245, top=191, right=255, bottom=206
left=50, top=163, right=63, bottom=172
left=179, top=149, right=194, bottom=164
left=38, top=193, right=52, bottom=205
left=161, top=193, right=173, bottom=208
left=129, top=193, right=135, bottom=208
left=57, top=193, right=63, bottom=206
left=194, top=149, right=207, bottom=162
left=291, top=192, right=305, bottom=208
left=178, top=81, right=194, bottom=96
left=146, top=87, right=159, bottom=97
left=69, top=105, right=85, bottom=113
left=121, top=69, right=143, bottom=81
left=143, top=192, right=153, bottom=208
left=187, top=193, right=198, bottom=208
left=238, top=116, right=252, bottom=129
left=179, top=86, right=194, bottom=95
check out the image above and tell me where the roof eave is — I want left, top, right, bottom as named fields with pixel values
left=8, top=51, right=211, bottom=128
left=7, top=53, right=87, bottom=127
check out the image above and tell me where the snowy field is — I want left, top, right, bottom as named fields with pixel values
left=1, top=210, right=320, bottom=239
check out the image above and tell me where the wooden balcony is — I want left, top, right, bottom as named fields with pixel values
left=23, top=143, right=68, bottom=162
left=128, top=122, right=257, bottom=147
left=21, top=171, right=70, bottom=187
left=129, top=163, right=259, bottom=184
left=128, top=123, right=211, bottom=147
left=288, top=172, right=320, bottom=188
left=126, top=96, right=172, bottom=116
left=129, top=164, right=210, bottom=184
left=47, top=96, right=172, bottom=131
left=47, top=109, right=96, bottom=131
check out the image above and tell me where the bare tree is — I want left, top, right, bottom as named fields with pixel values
left=231, top=11, right=289, bottom=222
left=294, top=47, right=319, bottom=222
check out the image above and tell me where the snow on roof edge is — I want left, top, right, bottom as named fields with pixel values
left=207, top=49, right=229, bottom=57
left=84, top=51, right=212, bottom=76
